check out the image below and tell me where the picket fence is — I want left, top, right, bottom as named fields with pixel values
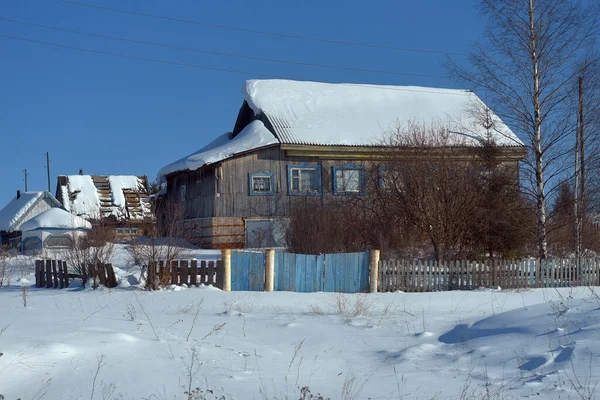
left=378, top=258, right=600, bottom=292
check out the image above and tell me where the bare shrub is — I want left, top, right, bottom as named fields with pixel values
left=21, top=286, right=27, bottom=308
left=0, top=249, right=9, bottom=287
left=64, top=223, right=116, bottom=288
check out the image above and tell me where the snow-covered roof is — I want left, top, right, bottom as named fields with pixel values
left=20, top=208, right=92, bottom=231
left=158, top=79, right=524, bottom=181
left=57, top=175, right=152, bottom=221
left=244, top=79, right=523, bottom=147
left=0, top=191, right=63, bottom=232
left=157, top=120, right=278, bottom=182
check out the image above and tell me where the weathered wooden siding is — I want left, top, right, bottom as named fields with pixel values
left=167, top=167, right=216, bottom=219
left=166, top=145, right=522, bottom=220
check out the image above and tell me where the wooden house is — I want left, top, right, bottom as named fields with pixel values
left=55, top=175, right=153, bottom=238
left=157, top=79, right=527, bottom=248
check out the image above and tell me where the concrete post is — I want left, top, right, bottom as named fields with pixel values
left=369, top=250, right=380, bottom=293
left=265, top=249, right=275, bottom=292
left=221, top=249, right=231, bottom=292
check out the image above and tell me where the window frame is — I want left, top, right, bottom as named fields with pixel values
left=179, top=184, right=187, bottom=202
left=333, top=164, right=366, bottom=195
left=248, top=171, right=275, bottom=196
left=287, top=163, right=322, bottom=196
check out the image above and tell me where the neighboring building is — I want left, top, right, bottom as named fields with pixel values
left=55, top=175, right=153, bottom=238
left=0, top=190, right=64, bottom=249
left=20, top=208, right=91, bottom=253
left=157, top=79, right=527, bottom=249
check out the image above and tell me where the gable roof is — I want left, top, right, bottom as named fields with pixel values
left=157, top=79, right=524, bottom=182
left=0, top=191, right=63, bottom=232
left=244, top=80, right=523, bottom=147
left=20, top=208, right=92, bottom=231
left=56, top=175, right=152, bottom=221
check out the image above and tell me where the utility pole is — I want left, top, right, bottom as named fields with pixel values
left=45, top=152, right=51, bottom=192
left=23, top=169, right=29, bottom=191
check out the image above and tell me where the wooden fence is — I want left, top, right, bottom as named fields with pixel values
left=379, top=258, right=600, bottom=292
left=34, top=260, right=118, bottom=289
left=35, top=260, right=69, bottom=289
left=147, top=259, right=223, bottom=289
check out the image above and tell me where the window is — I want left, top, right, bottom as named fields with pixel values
left=249, top=171, right=275, bottom=196
left=44, top=235, right=73, bottom=248
left=287, top=163, right=322, bottom=195
left=179, top=184, right=186, bottom=202
left=333, top=164, right=366, bottom=195
left=379, top=166, right=406, bottom=192
left=379, top=166, right=395, bottom=191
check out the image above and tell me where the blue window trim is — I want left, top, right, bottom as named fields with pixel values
left=249, top=171, right=275, bottom=196
left=21, top=236, right=42, bottom=250
left=333, top=164, right=366, bottom=195
left=287, top=163, right=322, bottom=196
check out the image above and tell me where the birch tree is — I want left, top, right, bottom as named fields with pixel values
left=449, top=0, right=598, bottom=259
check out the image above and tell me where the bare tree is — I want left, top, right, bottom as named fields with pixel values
left=448, top=0, right=599, bottom=260
left=376, top=122, right=484, bottom=261
left=128, top=199, right=192, bottom=289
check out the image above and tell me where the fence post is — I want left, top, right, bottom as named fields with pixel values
left=35, top=260, right=42, bottom=288
left=369, top=250, right=380, bottom=293
left=221, top=249, right=231, bottom=292
left=265, top=249, right=275, bottom=292
left=62, top=261, right=69, bottom=288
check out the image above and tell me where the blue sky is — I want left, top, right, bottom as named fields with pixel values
left=0, top=0, right=483, bottom=205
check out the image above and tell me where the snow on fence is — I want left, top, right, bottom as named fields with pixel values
left=34, top=260, right=118, bottom=289
left=146, top=259, right=224, bottom=289
left=379, top=258, right=600, bottom=292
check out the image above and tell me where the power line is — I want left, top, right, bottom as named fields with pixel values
left=0, top=17, right=446, bottom=79
left=0, top=34, right=471, bottom=96
left=57, top=0, right=467, bottom=57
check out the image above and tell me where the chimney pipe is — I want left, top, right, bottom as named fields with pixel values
left=17, top=190, right=21, bottom=199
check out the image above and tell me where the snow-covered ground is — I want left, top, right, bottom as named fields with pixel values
left=1, top=248, right=600, bottom=399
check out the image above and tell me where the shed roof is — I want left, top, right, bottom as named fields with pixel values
left=157, top=120, right=277, bottom=182
left=20, top=208, right=92, bottom=231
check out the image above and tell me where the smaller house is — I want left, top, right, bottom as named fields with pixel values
left=20, top=208, right=91, bottom=253
left=56, top=175, right=153, bottom=238
left=0, top=190, right=64, bottom=249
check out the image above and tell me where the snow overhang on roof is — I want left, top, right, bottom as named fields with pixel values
left=157, top=120, right=278, bottom=183
left=20, top=208, right=92, bottom=231
left=243, top=79, right=524, bottom=147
